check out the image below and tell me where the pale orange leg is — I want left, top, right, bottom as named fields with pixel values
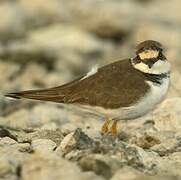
left=111, top=120, right=118, bottom=136
left=101, top=118, right=111, bottom=135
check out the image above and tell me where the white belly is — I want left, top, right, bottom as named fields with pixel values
left=104, top=78, right=170, bottom=120
left=77, top=78, right=170, bottom=120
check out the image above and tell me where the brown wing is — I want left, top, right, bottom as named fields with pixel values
left=62, top=59, right=150, bottom=108
left=6, top=59, right=149, bottom=109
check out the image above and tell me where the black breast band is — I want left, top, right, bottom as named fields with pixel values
left=143, top=72, right=169, bottom=85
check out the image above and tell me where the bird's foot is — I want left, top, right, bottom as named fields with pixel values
left=111, top=120, right=118, bottom=137
left=101, top=118, right=111, bottom=135
left=101, top=118, right=119, bottom=137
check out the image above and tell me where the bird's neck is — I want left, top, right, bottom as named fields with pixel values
left=131, top=57, right=171, bottom=75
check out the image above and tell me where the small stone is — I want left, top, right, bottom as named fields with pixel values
left=57, top=128, right=93, bottom=154
left=18, top=143, right=31, bottom=153
left=111, top=166, right=145, bottom=180
left=151, top=139, right=178, bottom=156
left=58, top=131, right=76, bottom=153
left=0, top=128, right=18, bottom=141
left=112, top=170, right=179, bottom=180
left=0, top=137, right=17, bottom=146
left=157, top=152, right=181, bottom=177
left=40, top=122, right=58, bottom=131
left=31, top=139, right=57, bottom=152
left=31, top=129, right=64, bottom=146
left=120, top=143, right=159, bottom=173
left=133, top=134, right=161, bottom=149
left=31, top=104, right=67, bottom=125
left=153, top=98, right=181, bottom=132
left=0, top=3, right=25, bottom=41
left=0, top=157, right=13, bottom=177
left=79, top=154, right=122, bottom=179
left=21, top=152, right=103, bottom=180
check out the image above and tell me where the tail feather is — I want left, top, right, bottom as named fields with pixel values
left=5, top=93, right=22, bottom=99
left=5, top=89, right=65, bottom=102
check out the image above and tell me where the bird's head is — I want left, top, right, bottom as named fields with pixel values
left=132, top=40, right=170, bottom=75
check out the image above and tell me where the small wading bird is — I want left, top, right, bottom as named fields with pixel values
left=5, top=40, right=171, bottom=136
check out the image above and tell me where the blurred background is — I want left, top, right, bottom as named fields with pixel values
left=0, top=1, right=181, bottom=180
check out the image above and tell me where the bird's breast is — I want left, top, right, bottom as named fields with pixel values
left=110, top=77, right=170, bottom=120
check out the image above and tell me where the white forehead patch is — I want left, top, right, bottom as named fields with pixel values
left=81, top=65, right=98, bottom=80
left=132, top=59, right=171, bottom=74
left=139, top=50, right=159, bottom=60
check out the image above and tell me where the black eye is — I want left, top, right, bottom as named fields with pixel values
left=136, top=55, right=141, bottom=62
left=158, top=52, right=165, bottom=59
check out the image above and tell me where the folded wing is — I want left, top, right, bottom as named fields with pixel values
left=5, top=59, right=149, bottom=109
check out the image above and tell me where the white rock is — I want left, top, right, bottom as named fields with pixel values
left=21, top=152, right=103, bottom=180
left=31, top=139, right=57, bottom=153
left=153, top=98, right=181, bottom=132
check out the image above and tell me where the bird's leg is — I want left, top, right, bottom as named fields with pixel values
left=101, top=117, right=111, bottom=135
left=111, top=119, right=118, bottom=136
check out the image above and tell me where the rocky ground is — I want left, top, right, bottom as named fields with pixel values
left=0, top=0, right=181, bottom=180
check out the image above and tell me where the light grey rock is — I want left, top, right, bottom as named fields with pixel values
left=112, top=167, right=179, bottom=180
left=0, top=2, right=25, bottom=41
left=0, top=137, right=30, bottom=157
left=28, top=24, right=106, bottom=55
left=0, top=156, right=18, bottom=180
left=111, top=166, right=146, bottom=180
left=19, top=0, right=64, bottom=24
left=0, top=125, right=64, bottom=146
left=18, top=0, right=181, bottom=40
left=1, top=109, right=32, bottom=130
left=79, top=154, right=122, bottom=179
left=40, top=122, right=58, bottom=131
left=56, top=128, right=93, bottom=154
left=0, top=137, right=30, bottom=180
left=130, top=132, right=161, bottom=150
left=119, top=143, right=159, bottom=173
left=151, top=139, right=178, bottom=156
left=30, top=104, right=67, bottom=126
left=29, top=129, right=64, bottom=146
left=11, top=63, right=48, bottom=90
left=21, top=152, right=104, bottom=180
left=31, top=139, right=57, bottom=152
left=153, top=98, right=181, bottom=132
left=157, top=152, right=181, bottom=177
left=18, top=0, right=135, bottom=37
left=0, top=41, right=56, bottom=68
left=58, top=131, right=78, bottom=154
left=27, top=24, right=113, bottom=74
left=0, top=61, right=20, bottom=92
left=169, top=70, right=181, bottom=98
left=1, top=103, right=67, bottom=130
